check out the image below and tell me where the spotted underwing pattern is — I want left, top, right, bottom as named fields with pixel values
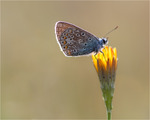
left=55, top=21, right=108, bottom=57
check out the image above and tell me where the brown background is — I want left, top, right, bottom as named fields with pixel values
left=1, top=1, right=149, bottom=119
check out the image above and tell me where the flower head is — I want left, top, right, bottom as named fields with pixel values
left=92, top=46, right=117, bottom=80
left=92, top=46, right=118, bottom=120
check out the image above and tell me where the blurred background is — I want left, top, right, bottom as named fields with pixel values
left=1, top=1, right=149, bottom=119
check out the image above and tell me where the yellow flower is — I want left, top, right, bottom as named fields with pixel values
left=92, top=46, right=117, bottom=80
left=92, top=46, right=118, bottom=120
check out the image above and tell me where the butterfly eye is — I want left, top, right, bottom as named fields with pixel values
left=102, top=39, right=107, bottom=44
left=81, top=32, right=85, bottom=36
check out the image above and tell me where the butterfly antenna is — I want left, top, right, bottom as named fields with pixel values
left=104, top=26, right=118, bottom=38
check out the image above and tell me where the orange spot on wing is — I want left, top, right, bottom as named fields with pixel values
left=64, top=41, right=66, bottom=44
left=68, top=51, right=71, bottom=55
left=65, top=46, right=68, bottom=49
left=64, top=36, right=67, bottom=39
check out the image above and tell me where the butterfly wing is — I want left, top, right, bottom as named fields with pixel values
left=55, top=21, right=99, bottom=56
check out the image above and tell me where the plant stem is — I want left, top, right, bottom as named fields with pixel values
left=107, top=111, right=111, bottom=120
left=101, top=81, right=114, bottom=120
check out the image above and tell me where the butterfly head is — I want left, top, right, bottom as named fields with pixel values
left=101, top=37, right=108, bottom=45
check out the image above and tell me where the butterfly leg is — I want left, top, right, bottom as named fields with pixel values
left=94, top=52, right=98, bottom=56
left=93, top=51, right=98, bottom=59
left=103, top=47, right=106, bottom=52
left=94, top=55, right=97, bottom=59
left=100, top=50, right=106, bottom=61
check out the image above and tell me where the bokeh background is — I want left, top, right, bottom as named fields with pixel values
left=1, top=1, right=149, bottom=119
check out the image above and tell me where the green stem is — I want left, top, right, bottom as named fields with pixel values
left=107, top=111, right=111, bottom=120
left=101, top=81, right=114, bottom=120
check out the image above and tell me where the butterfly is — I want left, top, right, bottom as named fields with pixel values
left=55, top=21, right=117, bottom=57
